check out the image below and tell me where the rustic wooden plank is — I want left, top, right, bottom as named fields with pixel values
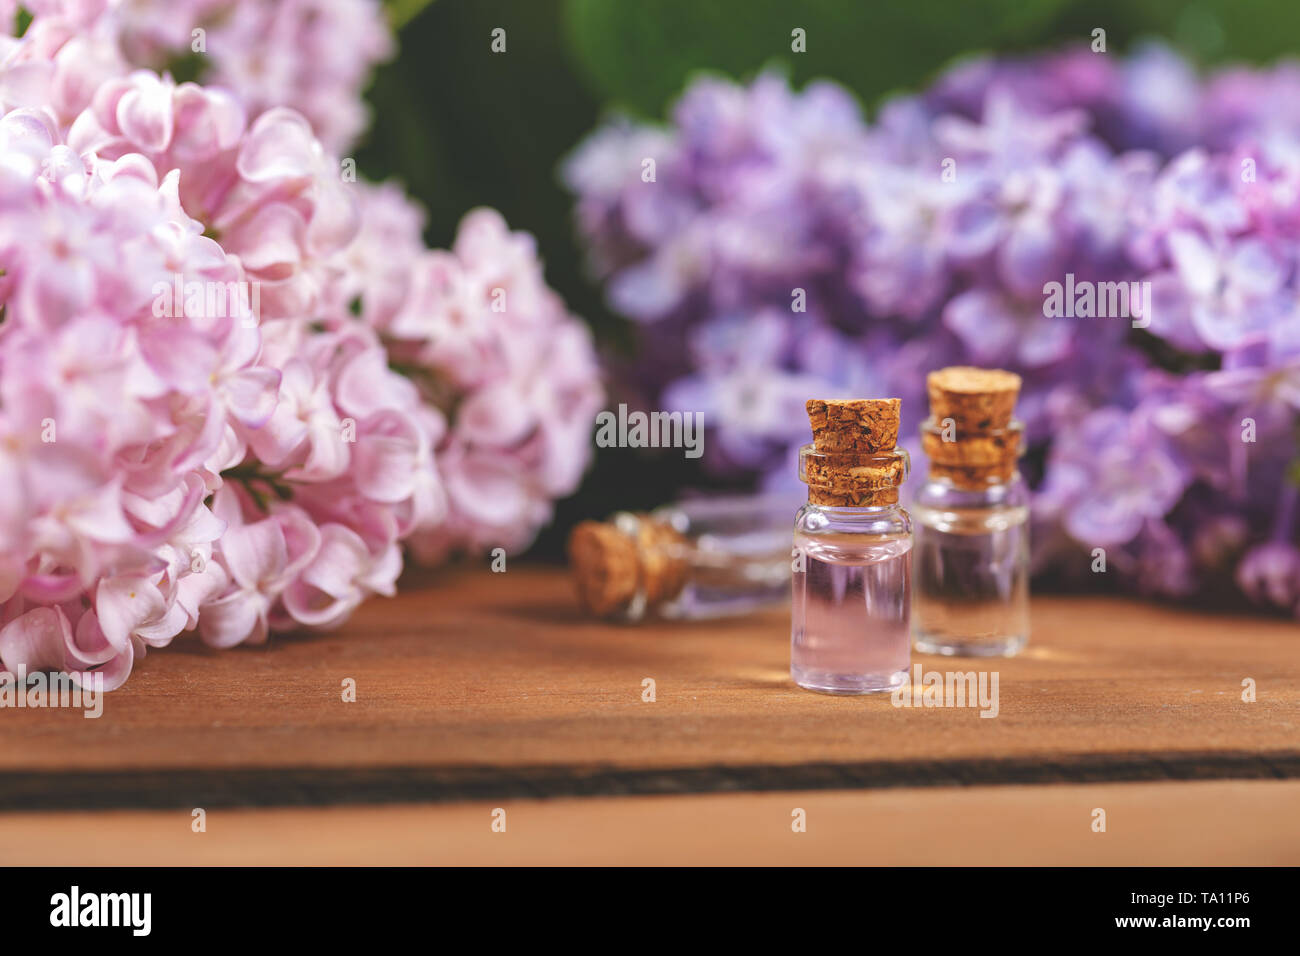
left=2, top=780, right=1297, bottom=865
left=1, top=565, right=1296, bottom=808
left=2, top=751, right=1299, bottom=811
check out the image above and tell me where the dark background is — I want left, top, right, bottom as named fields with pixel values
left=358, top=0, right=1293, bottom=555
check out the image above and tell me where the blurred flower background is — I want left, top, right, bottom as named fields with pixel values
left=362, top=0, right=1298, bottom=619
left=562, top=45, right=1300, bottom=616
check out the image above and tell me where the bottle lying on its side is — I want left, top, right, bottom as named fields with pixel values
left=568, top=495, right=796, bottom=621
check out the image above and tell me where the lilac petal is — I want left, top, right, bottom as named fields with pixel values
left=296, top=525, right=367, bottom=599
left=66, top=612, right=136, bottom=691
left=353, top=417, right=421, bottom=504
left=134, top=599, right=188, bottom=648
left=68, top=611, right=122, bottom=669
left=0, top=607, right=73, bottom=673
left=115, top=72, right=174, bottom=153
left=608, top=256, right=688, bottom=321
left=20, top=573, right=87, bottom=604
left=236, top=108, right=318, bottom=183
left=198, top=590, right=267, bottom=649
left=225, top=202, right=307, bottom=276
left=223, top=366, right=282, bottom=427
left=220, top=518, right=289, bottom=590
left=94, top=576, right=166, bottom=652
left=1167, top=230, right=1219, bottom=296
left=999, top=215, right=1062, bottom=296
left=282, top=526, right=368, bottom=627
left=456, top=384, right=533, bottom=447
left=139, top=328, right=219, bottom=392
left=943, top=289, right=1019, bottom=361
left=170, top=84, right=246, bottom=161
left=1017, top=315, right=1075, bottom=367
left=306, top=179, right=360, bottom=258
left=1066, top=494, right=1145, bottom=547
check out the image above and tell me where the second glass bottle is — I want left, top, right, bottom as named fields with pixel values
left=912, top=367, right=1030, bottom=657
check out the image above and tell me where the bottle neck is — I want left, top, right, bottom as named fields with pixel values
left=917, top=471, right=1026, bottom=509
left=923, top=467, right=1022, bottom=489
left=920, top=417, right=1023, bottom=490
left=802, top=497, right=904, bottom=515
left=797, top=443, right=909, bottom=508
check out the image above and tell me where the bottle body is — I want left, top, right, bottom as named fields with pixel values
left=791, top=503, right=913, bottom=694
left=651, top=495, right=793, bottom=620
left=912, top=474, right=1029, bottom=657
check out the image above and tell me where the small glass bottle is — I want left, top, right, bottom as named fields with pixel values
left=790, top=399, right=912, bottom=695
left=568, top=495, right=795, bottom=621
left=912, top=367, right=1030, bottom=657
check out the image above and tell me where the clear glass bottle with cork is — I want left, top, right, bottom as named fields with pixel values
left=567, top=495, right=793, bottom=621
left=791, top=398, right=913, bottom=694
left=913, top=367, right=1030, bottom=657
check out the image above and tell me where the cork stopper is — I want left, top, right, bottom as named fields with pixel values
left=800, top=398, right=907, bottom=506
left=567, top=514, right=689, bottom=618
left=926, top=367, right=1021, bottom=431
left=923, top=366, right=1023, bottom=489
left=806, top=398, right=901, bottom=454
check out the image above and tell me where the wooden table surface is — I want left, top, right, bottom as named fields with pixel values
left=3, top=564, right=1298, bottom=864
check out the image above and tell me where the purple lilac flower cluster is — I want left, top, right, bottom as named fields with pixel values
left=564, top=44, right=1300, bottom=617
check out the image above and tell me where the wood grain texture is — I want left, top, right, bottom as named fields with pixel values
left=2, top=780, right=1297, bottom=865
left=3, top=752, right=1299, bottom=811
left=1, top=564, right=1297, bottom=810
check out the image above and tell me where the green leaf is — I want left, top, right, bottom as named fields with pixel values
left=385, top=0, right=438, bottom=30
left=1118, top=0, right=1300, bottom=64
left=562, top=0, right=1071, bottom=117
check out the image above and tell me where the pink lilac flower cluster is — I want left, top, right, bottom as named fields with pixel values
left=565, top=45, right=1300, bottom=617
left=323, top=186, right=603, bottom=562
left=0, top=5, right=602, bottom=689
left=42, top=0, right=393, bottom=152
